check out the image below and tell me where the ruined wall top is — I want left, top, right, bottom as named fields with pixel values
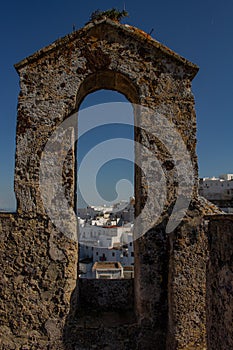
left=15, top=18, right=199, bottom=79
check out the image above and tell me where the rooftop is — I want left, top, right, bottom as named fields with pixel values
left=93, top=261, right=123, bottom=270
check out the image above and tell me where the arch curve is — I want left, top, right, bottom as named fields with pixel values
left=76, top=70, right=140, bottom=109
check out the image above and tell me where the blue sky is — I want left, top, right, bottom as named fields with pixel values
left=0, top=0, right=233, bottom=209
left=78, top=97, right=134, bottom=207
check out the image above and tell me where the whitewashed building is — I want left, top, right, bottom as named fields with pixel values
left=199, top=174, right=233, bottom=212
left=199, top=174, right=233, bottom=200
left=92, top=261, right=124, bottom=279
left=78, top=199, right=135, bottom=278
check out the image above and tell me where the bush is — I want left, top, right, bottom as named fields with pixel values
left=90, top=8, right=129, bottom=22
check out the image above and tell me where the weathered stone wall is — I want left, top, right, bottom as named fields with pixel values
left=0, top=213, right=78, bottom=349
left=78, top=279, right=134, bottom=311
left=0, top=18, right=231, bottom=350
left=206, top=215, right=233, bottom=350
left=167, top=211, right=208, bottom=349
left=12, top=18, right=201, bottom=347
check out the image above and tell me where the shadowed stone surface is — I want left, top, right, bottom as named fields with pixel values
left=206, top=215, right=233, bottom=350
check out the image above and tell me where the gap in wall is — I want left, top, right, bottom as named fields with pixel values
left=77, top=89, right=135, bottom=280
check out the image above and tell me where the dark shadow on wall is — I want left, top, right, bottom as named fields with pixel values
left=206, top=216, right=233, bottom=350
left=62, top=218, right=171, bottom=349
left=62, top=279, right=137, bottom=349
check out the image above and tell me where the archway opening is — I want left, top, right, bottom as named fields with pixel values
left=77, top=89, right=135, bottom=281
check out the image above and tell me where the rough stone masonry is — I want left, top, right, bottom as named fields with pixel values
left=0, top=18, right=232, bottom=350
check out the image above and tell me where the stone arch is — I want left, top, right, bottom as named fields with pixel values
left=74, top=70, right=145, bottom=226
left=75, top=71, right=139, bottom=219
left=74, top=70, right=140, bottom=313
left=0, top=18, right=215, bottom=349
left=75, top=70, right=140, bottom=108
